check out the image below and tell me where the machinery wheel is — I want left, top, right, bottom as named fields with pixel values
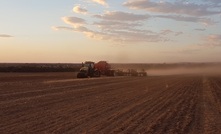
left=93, top=70, right=101, bottom=77
left=77, top=72, right=87, bottom=78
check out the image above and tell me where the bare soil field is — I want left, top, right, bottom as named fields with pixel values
left=0, top=73, right=221, bottom=134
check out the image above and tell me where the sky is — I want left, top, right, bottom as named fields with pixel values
left=0, top=0, right=221, bottom=63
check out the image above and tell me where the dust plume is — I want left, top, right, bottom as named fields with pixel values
left=146, top=66, right=221, bottom=76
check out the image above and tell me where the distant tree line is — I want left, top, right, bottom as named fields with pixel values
left=0, top=62, right=220, bottom=72
left=0, top=64, right=81, bottom=72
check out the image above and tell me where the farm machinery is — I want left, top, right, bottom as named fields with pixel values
left=77, top=61, right=147, bottom=78
left=115, top=69, right=147, bottom=76
left=77, top=61, right=115, bottom=78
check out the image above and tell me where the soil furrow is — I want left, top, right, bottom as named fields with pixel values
left=1, top=73, right=221, bottom=133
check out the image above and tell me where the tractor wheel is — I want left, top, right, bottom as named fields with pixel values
left=93, top=70, right=101, bottom=77
left=77, top=72, right=87, bottom=78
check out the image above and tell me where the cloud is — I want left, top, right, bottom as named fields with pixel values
left=198, top=34, right=221, bottom=47
left=73, top=5, right=87, bottom=14
left=52, top=25, right=91, bottom=32
left=94, top=20, right=143, bottom=31
left=156, top=15, right=216, bottom=25
left=56, top=10, right=191, bottom=44
left=93, top=19, right=164, bottom=42
left=94, top=11, right=150, bottom=21
left=86, top=30, right=164, bottom=43
left=52, top=26, right=92, bottom=37
left=160, top=30, right=183, bottom=36
left=62, top=16, right=86, bottom=28
left=203, top=0, right=221, bottom=5
left=194, top=28, right=206, bottom=31
left=93, top=20, right=155, bottom=35
left=92, top=0, right=108, bottom=6
left=0, top=34, right=13, bottom=38
left=94, top=20, right=142, bottom=27
left=175, top=32, right=183, bottom=36
left=123, top=0, right=221, bottom=16
left=89, top=11, right=165, bottom=43
left=160, top=30, right=173, bottom=35
left=97, top=27, right=163, bottom=42
left=52, top=26, right=74, bottom=31
left=205, top=34, right=221, bottom=46
left=56, top=15, right=165, bottom=43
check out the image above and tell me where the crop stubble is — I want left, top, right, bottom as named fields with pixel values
left=0, top=73, right=221, bottom=134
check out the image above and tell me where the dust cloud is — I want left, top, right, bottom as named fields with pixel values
left=146, top=66, right=221, bottom=76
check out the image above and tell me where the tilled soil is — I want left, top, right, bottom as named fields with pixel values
left=0, top=73, right=221, bottom=134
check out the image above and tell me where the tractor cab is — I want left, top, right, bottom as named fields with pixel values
left=83, top=61, right=95, bottom=68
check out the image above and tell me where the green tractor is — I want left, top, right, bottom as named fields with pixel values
left=77, top=61, right=101, bottom=78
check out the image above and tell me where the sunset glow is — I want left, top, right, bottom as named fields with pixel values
left=1, top=0, right=221, bottom=63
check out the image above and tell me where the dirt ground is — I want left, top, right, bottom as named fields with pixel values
left=0, top=72, right=221, bottom=134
